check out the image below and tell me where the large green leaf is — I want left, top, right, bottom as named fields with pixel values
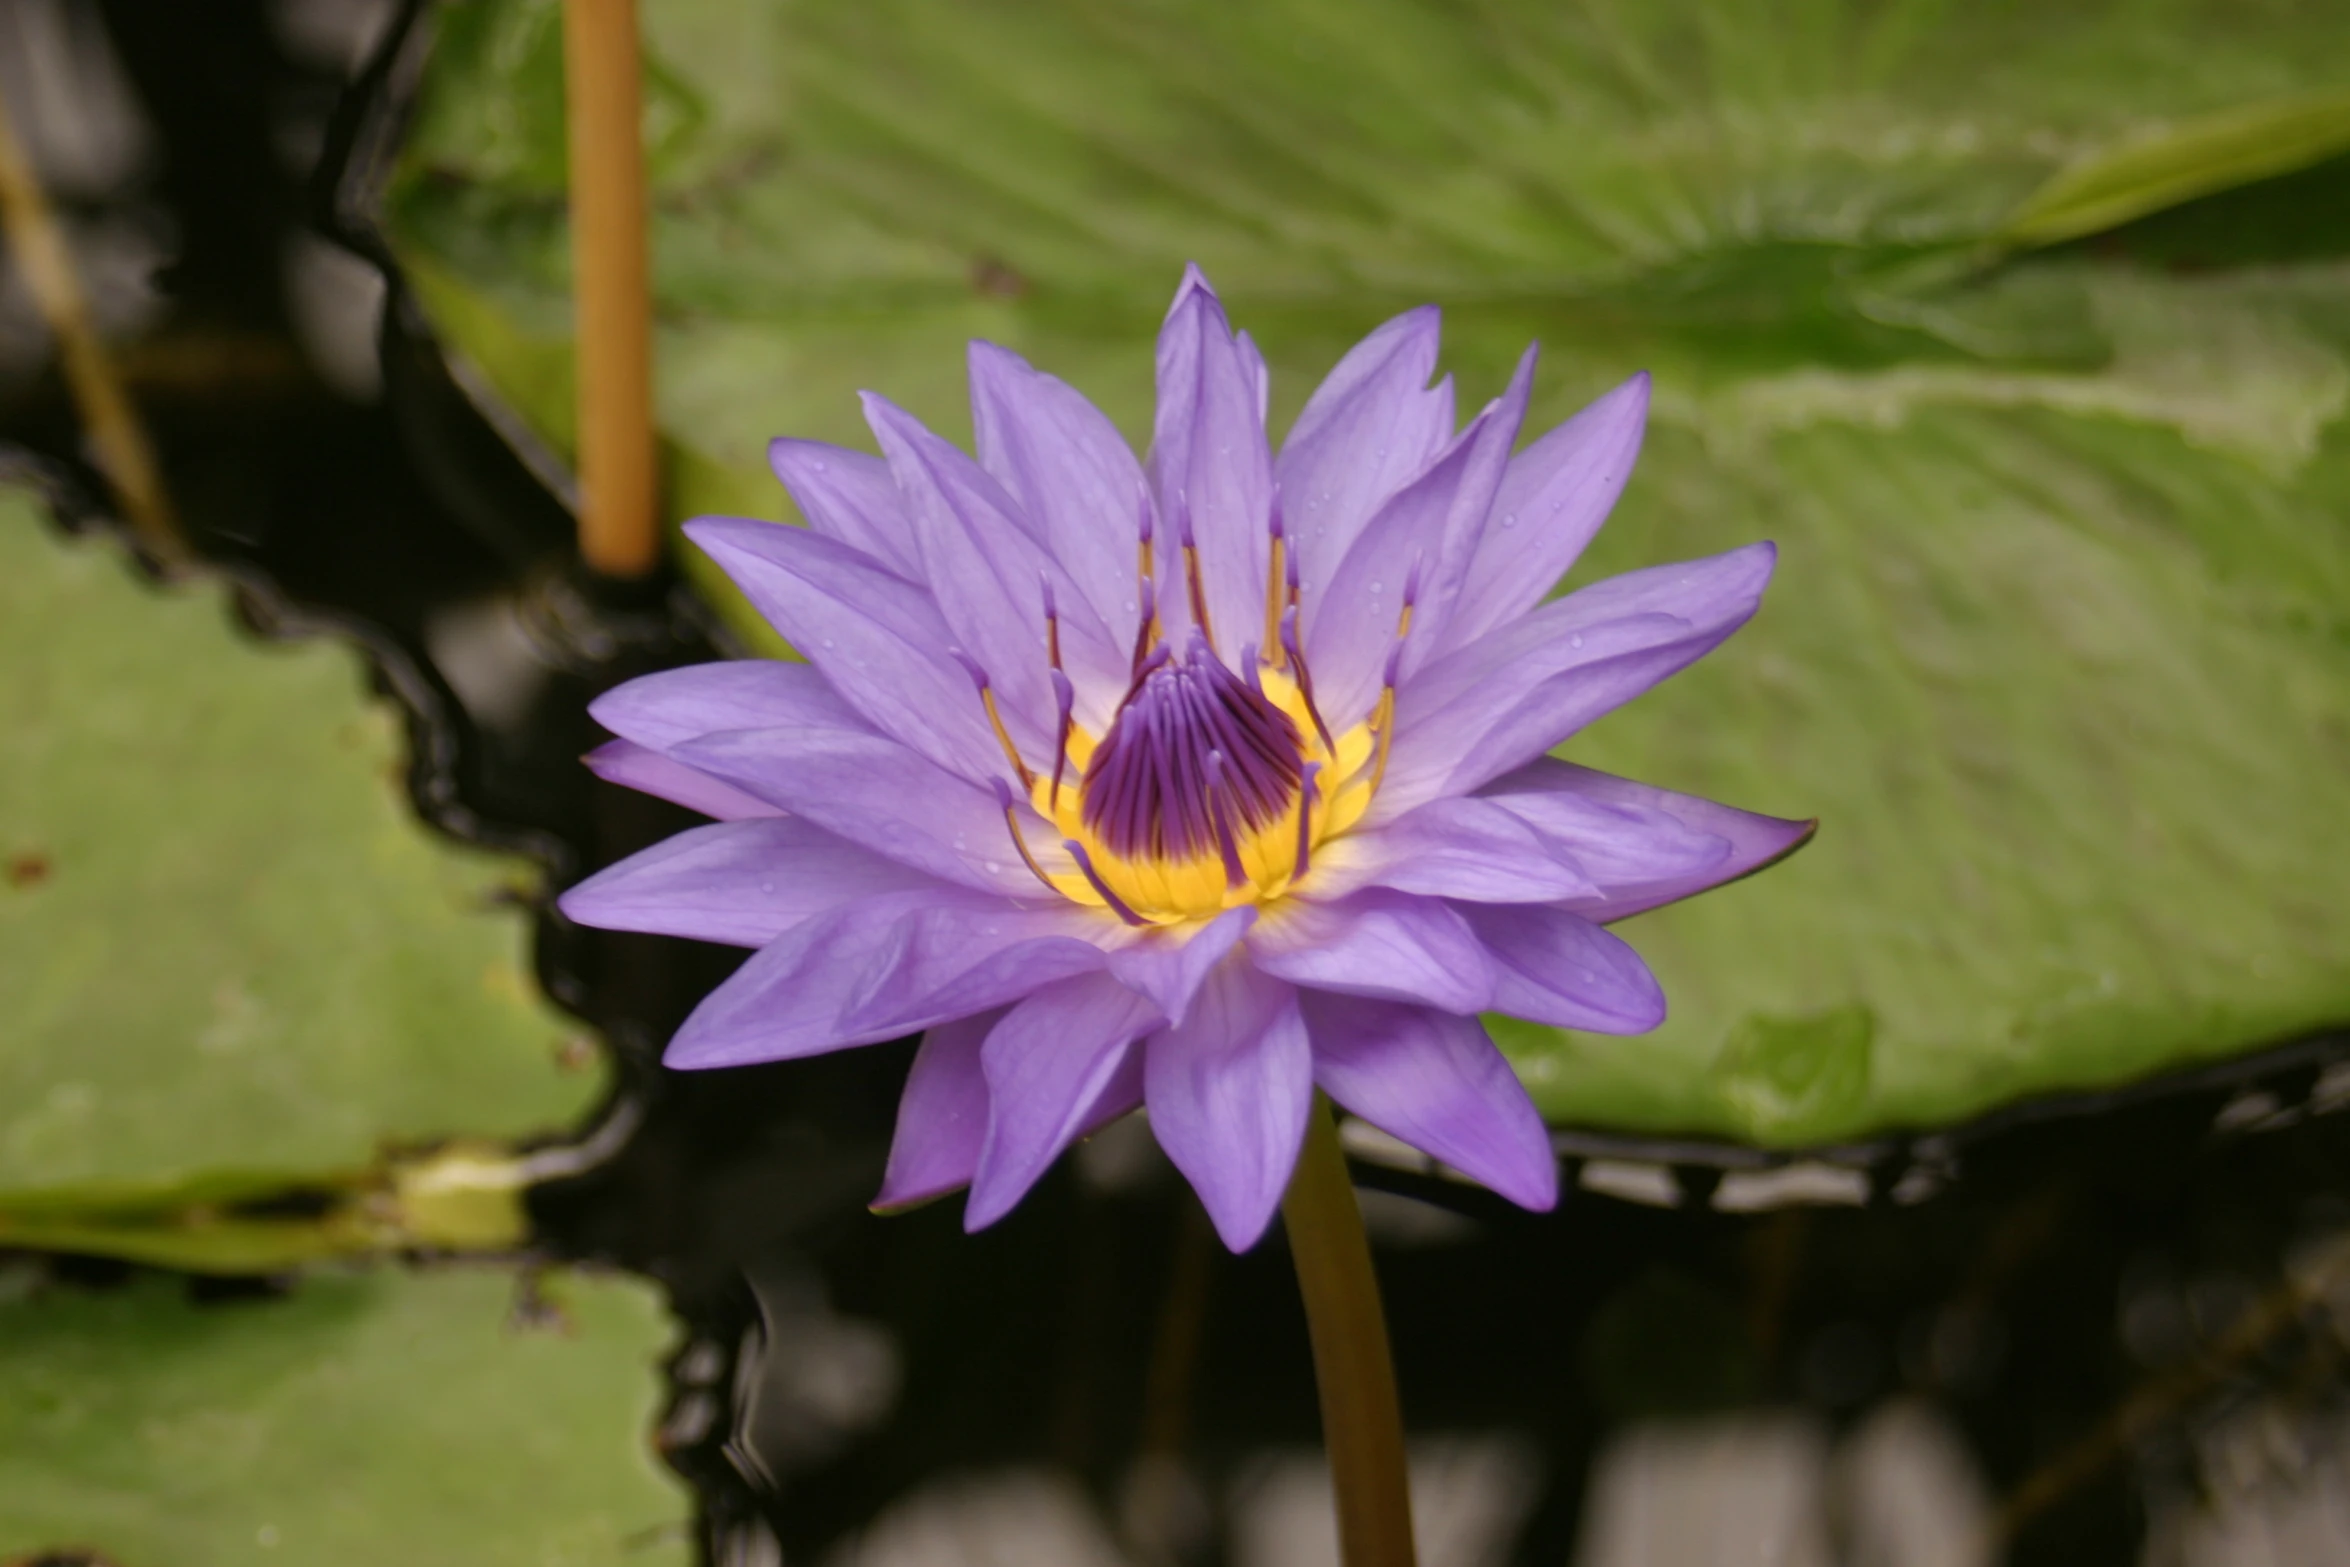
left=0, top=1264, right=690, bottom=1565
left=381, top=0, right=2350, bottom=1144
left=0, top=497, right=601, bottom=1235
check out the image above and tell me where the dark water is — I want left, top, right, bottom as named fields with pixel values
left=8, top=5, right=2350, bottom=1564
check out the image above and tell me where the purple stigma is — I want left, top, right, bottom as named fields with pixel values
left=1081, top=641, right=1303, bottom=865
left=949, top=648, right=990, bottom=691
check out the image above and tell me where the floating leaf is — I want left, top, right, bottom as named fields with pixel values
left=0, top=1265, right=690, bottom=1565
left=381, top=0, right=2350, bottom=1143
left=0, top=495, right=601, bottom=1237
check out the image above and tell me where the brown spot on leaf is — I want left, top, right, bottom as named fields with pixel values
left=970, top=255, right=1030, bottom=300
left=7, top=851, right=51, bottom=889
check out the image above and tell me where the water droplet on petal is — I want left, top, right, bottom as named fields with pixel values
left=1501, top=513, right=1518, bottom=529
left=760, top=881, right=775, bottom=894
left=821, top=637, right=836, bottom=649
left=1369, top=580, right=1385, bottom=595
left=1569, top=633, right=1583, bottom=649
left=812, top=459, right=828, bottom=471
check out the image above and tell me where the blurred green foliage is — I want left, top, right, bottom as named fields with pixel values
left=0, top=1265, right=689, bottom=1565
left=0, top=497, right=600, bottom=1264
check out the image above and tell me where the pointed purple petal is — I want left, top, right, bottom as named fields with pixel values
left=665, top=889, right=1108, bottom=1071
left=1103, top=905, right=1257, bottom=1028
left=589, top=658, right=856, bottom=753
left=558, top=816, right=941, bottom=947
left=1378, top=542, right=1777, bottom=813
left=1301, top=992, right=1557, bottom=1212
left=966, top=973, right=1162, bottom=1229
left=1484, top=758, right=1816, bottom=922
left=1150, top=266, right=1274, bottom=659
left=865, top=393, right=1128, bottom=736
left=874, top=1011, right=1000, bottom=1212
left=968, top=341, right=1147, bottom=656
left=1438, top=374, right=1650, bottom=654
left=683, top=516, right=1001, bottom=782
left=674, top=723, right=1070, bottom=898
left=1247, top=888, right=1493, bottom=1014
left=1144, top=958, right=1312, bottom=1250
left=1303, top=348, right=1534, bottom=730
left=1459, top=902, right=1664, bottom=1034
left=769, top=438, right=921, bottom=578
left=1305, top=794, right=1596, bottom=904
left=583, top=738, right=783, bottom=820
left=1275, top=306, right=1452, bottom=597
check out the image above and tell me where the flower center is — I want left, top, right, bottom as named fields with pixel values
left=977, top=487, right=1396, bottom=924
left=1081, top=641, right=1301, bottom=869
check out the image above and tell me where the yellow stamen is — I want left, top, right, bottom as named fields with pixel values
left=1184, top=542, right=1214, bottom=646
left=1001, top=800, right=1058, bottom=893
left=1366, top=687, right=1397, bottom=798
left=979, top=687, right=1035, bottom=791
left=1265, top=534, right=1288, bottom=667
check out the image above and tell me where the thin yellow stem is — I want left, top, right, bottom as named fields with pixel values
left=562, top=0, right=661, bottom=578
left=1282, top=1095, right=1417, bottom=1567
left=0, top=79, right=183, bottom=567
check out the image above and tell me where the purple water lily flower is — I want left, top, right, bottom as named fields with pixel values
left=561, top=267, right=1810, bottom=1250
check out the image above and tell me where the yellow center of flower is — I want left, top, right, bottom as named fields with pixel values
left=1034, top=661, right=1378, bottom=923
left=978, top=509, right=1408, bottom=927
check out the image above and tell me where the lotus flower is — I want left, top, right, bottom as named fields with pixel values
left=561, top=267, right=1809, bottom=1249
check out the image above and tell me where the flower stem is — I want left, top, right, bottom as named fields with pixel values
left=1282, top=1094, right=1417, bottom=1567
left=561, top=0, right=661, bottom=579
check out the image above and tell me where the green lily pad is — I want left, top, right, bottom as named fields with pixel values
left=0, top=1264, right=690, bottom=1565
left=381, top=0, right=2350, bottom=1144
left=0, top=496, right=601, bottom=1230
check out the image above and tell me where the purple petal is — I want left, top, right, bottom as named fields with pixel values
left=864, top=394, right=1127, bottom=739
left=968, top=341, right=1148, bottom=655
left=1150, top=266, right=1274, bottom=659
left=1458, top=902, right=1664, bottom=1034
left=1143, top=957, right=1312, bottom=1250
left=1301, top=992, right=1557, bottom=1212
left=1437, top=374, right=1650, bottom=655
left=874, top=1011, right=999, bottom=1212
left=966, top=973, right=1162, bottom=1229
left=1484, top=758, right=1816, bottom=923
left=1378, top=542, right=1777, bottom=813
left=769, top=438, right=921, bottom=578
left=558, top=816, right=941, bottom=947
left=1247, top=888, right=1493, bottom=1014
left=1302, top=348, right=1534, bottom=730
left=674, top=724, right=1067, bottom=898
left=682, top=516, right=1001, bottom=782
left=583, top=738, right=783, bottom=821
left=1305, top=794, right=1596, bottom=904
left=589, top=659, right=856, bottom=752
left=665, top=889, right=1108, bottom=1070
left=1275, top=306, right=1453, bottom=596
left=1103, top=905, right=1257, bottom=1028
